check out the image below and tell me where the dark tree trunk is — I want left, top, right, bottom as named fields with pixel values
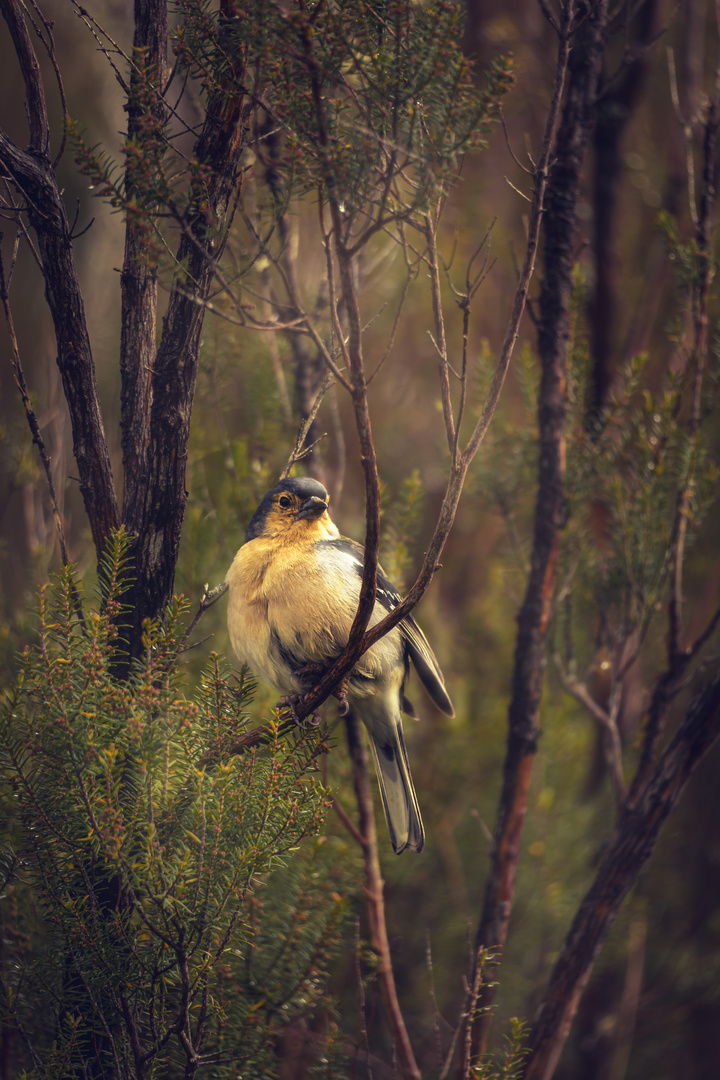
left=120, top=67, right=247, bottom=655
left=587, top=0, right=658, bottom=419
left=0, top=0, right=120, bottom=557
left=119, top=0, right=168, bottom=541
left=0, top=0, right=248, bottom=658
left=465, top=2, right=609, bottom=1066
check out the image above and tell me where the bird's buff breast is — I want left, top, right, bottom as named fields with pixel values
left=226, top=539, right=347, bottom=692
left=226, top=537, right=401, bottom=695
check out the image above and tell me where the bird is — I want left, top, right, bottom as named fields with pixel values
left=225, top=475, right=454, bottom=854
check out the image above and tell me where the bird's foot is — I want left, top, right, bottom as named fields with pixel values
left=333, top=677, right=350, bottom=717
left=293, top=663, right=351, bottom=717
left=276, top=694, right=321, bottom=728
left=293, top=661, right=326, bottom=682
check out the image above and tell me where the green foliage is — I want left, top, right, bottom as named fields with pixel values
left=176, top=0, right=512, bottom=224
left=379, top=469, right=425, bottom=589
left=472, top=1018, right=529, bottom=1080
left=69, top=44, right=174, bottom=230
left=72, top=0, right=512, bottom=288
left=477, top=287, right=720, bottom=676
left=0, top=532, right=345, bottom=1078
left=560, top=342, right=719, bottom=674
left=657, top=209, right=718, bottom=299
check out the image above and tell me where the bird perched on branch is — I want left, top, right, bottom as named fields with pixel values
left=225, top=475, right=454, bottom=854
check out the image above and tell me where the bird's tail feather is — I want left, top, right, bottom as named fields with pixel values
left=368, top=724, right=424, bottom=854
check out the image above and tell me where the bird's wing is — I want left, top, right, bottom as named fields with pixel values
left=323, top=538, right=454, bottom=718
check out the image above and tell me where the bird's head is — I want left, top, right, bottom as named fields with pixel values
left=245, top=477, right=338, bottom=543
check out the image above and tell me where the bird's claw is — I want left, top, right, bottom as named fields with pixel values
left=277, top=693, right=321, bottom=727
left=293, top=661, right=326, bottom=681
left=293, top=663, right=350, bottom=717
left=332, top=677, right=350, bottom=716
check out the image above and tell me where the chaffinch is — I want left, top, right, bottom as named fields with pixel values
left=225, top=476, right=454, bottom=854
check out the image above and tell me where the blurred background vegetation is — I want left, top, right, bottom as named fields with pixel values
left=1, top=1, right=720, bottom=1078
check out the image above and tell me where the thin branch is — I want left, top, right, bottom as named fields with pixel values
left=367, top=267, right=415, bottom=384
left=1, top=0, right=49, bottom=154
left=500, top=108, right=535, bottom=175
left=0, top=240, right=86, bottom=629
left=24, top=0, right=69, bottom=166
left=504, top=175, right=532, bottom=202
left=688, top=599, right=720, bottom=659
left=345, top=711, right=421, bottom=1080
left=554, top=655, right=626, bottom=806
left=69, top=0, right=131, bottom=92
left=279, top=369, right=335, bottom=480
left=176, top=582, right=229, bottom=658
left=330, top=793, right=368, bottom=849
left=425, top=197, right=457, bottom=457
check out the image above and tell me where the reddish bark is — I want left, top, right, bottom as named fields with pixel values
left=345, top=712, right=421, bottom=1080
left=464, top=2, right=609, bottom=1067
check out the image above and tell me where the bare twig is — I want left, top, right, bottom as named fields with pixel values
left=554, top=655, right=626, bottom=806
left=177, top=582, right=229, bottom=659
left=279, top=369, right=335, bottom=480
left=330, top=793, right=368, bottom=849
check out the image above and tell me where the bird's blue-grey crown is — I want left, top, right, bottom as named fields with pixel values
left=245, top=476, right=329, bottom=541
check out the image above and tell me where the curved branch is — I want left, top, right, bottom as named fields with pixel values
left=0, top=126, right=120, bottom=554
left=524, top=672, right=720, bottom=1080
left=0, top=0, right=50, bottom=155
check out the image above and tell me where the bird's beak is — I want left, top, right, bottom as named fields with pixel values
left=297, top=495, right=328, bottom=520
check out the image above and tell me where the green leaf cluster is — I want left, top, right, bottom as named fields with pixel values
left=177, top=0, right=512, bottom=230
left=0, top=532, right=345, bottom=1077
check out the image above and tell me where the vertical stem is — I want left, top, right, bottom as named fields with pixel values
left=425, top=203, right=457, bottom=458
left=631, top=48, right=720, bottom=800
left=0, top=246, right=70, bottom=569
left=464, top=1, right=608, bottom=1067
left=345, top=712, right=421, bottom=1080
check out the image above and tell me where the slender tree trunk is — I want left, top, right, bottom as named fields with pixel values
left=464, top=3, right=609, bottom=1066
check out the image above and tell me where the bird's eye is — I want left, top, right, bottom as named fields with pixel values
left=279, top=495, right=292, bottom=509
